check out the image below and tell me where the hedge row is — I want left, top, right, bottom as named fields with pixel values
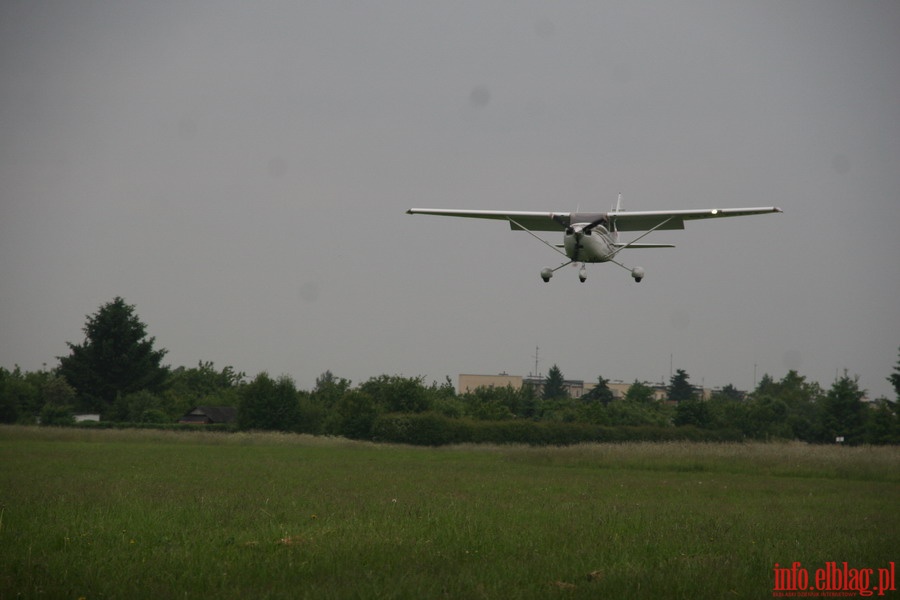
left=71, top=421, right=236, bottom=433
left=372, top=412, right=743, bottom=446
left=60, top=414, right=744, bottom=445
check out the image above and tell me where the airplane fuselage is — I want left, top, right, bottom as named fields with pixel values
left=563, top=223, right=616, bottom=263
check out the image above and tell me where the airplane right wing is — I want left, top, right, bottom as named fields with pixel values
left=406, top=208, right=570, bottom=231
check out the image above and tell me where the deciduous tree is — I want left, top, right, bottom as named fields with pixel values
left=237, top=372, right=300, bottom=431
left=327, top=389, right=378, bottom=439
left=625, top=380, right=656, bottom=404
left=360, top=375, right=430, bottom=413
left=311, top=370, right=352, bottom=410
left=673, top=397, right=710, bottom=427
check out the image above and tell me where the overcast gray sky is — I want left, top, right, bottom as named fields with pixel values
left=2, top=1, right=899, bottom=399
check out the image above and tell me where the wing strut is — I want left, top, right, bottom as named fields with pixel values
left=506, top=216, right=569, bottom=259
left=609, top=216, right=675, bottom=259
left=601, top=216, right=675, bottom=282
left=507, top=216, right=577, bottom=281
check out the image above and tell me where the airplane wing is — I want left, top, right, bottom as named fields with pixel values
left=609, top=207, right=782, bottom=231
left=406, top=206, right=782, bottom=232
left=405, top=209, right=568, bottom=231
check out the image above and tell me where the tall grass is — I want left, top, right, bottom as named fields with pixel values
left=1, top=426, right=897, bottom=599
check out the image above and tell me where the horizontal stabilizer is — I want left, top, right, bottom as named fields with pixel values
left=613, top=243, right=675, bottom=249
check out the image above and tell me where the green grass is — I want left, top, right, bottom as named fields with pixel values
left=1, top=426, right=897, bottom=599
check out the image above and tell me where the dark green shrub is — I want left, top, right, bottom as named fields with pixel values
left=39, top=404, right=76, bottom=426
left=372, top=413, right=471, bottom=446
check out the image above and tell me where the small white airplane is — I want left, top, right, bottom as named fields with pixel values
left=407, top=195, right=782, bottom=283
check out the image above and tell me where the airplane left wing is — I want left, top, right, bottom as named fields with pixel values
left=609, top=207, right=782, bottom=231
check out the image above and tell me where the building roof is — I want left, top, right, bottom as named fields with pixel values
left=179, top=406, right=237, bottom=424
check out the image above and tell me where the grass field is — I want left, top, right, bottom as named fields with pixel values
left=1, top=426, right=897, bottom=599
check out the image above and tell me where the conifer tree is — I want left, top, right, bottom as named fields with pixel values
left=888, top=347, right=900, bottom=401
left=667, top=369, right=695, bottom=403
left=542, top=364, right=568, bottom=400
left=57, top=297, right=168, bottom=413
left=582, top=375, right=615, bottom=405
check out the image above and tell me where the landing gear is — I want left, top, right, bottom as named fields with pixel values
left=540, top=263, right=589, bottom=283
left=539, top=258, right=573, bottom=282
left=541, top=262, right=646, bottom=283
left=507, top=212, right=666, bottom=286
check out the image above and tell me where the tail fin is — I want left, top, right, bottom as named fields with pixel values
left=610, top=193, right=623, bottom=242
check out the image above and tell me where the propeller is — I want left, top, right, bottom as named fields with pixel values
left=550, top=213, right=569, bottom=230
left=581, top=215, right=609, bottom=236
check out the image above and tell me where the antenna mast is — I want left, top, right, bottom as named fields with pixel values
left=533, top=346, right=540, bottom=378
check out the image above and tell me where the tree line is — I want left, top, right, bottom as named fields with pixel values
left=1, top=297, right=898, bottom=445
